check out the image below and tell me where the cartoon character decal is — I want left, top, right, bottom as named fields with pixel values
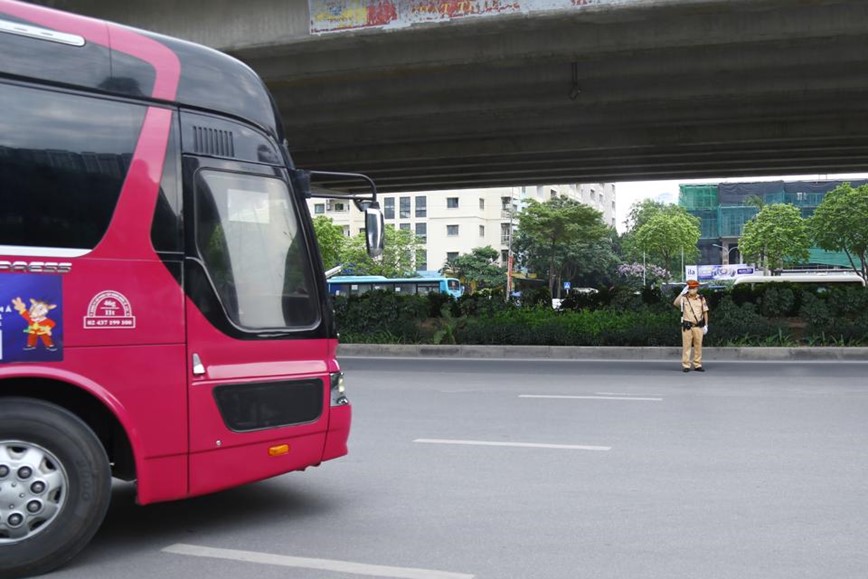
left=12, top=297, right=58, bottom=351
left=0, top=274, right=63, bottom=363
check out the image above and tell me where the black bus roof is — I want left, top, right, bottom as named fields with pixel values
left=0, top=0, right=285, bottom=142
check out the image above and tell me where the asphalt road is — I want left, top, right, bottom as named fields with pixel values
left=46, top=358, right=868, bottom=579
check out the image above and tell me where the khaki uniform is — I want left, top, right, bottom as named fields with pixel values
left=675, top=293, right=709, bottom=369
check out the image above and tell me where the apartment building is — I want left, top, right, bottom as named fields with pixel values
left=309, top=183, right=616, bottom=272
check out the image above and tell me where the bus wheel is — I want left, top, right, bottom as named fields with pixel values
left=0, top=398, right=111, bottom=579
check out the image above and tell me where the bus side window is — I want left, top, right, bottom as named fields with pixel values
left=0, top=83, right=146, bottom=250
left=151, top=113, right=183, bottom=254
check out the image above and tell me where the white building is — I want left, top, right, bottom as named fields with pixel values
left=308, top=183, right=616, bottom=272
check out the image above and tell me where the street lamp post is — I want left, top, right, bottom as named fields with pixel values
left=505, top=193, right=515, bottom=302
left=712, top=243, right=738, bottom=265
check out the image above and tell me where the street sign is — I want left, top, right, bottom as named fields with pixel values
left=563, top=281, right=571, bottom=291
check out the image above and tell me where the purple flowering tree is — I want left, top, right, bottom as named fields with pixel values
left=617, top=262, right=670, bottom=288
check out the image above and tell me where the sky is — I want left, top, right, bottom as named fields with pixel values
left=612, top=172, right=868, bottom=234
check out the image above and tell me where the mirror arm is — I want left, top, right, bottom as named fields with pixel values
left=303, top=170, right=378, bottom=199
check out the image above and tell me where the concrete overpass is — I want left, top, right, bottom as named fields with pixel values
left=29, top=0, right=868, bottom=192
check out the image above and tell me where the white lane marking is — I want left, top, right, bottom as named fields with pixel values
left=162, top=544, right=474, bottom=579
left=520, top=395, right=662, bottom=401
left=414, top=439, right=611, bottom=451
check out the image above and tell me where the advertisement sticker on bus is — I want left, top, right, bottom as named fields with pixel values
left=83, top=290, right=137, bottom=329
left=0, top=273, right=63, bottom=362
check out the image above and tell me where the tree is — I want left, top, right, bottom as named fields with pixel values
left=559, top=227, right=621, bottom=288
left=745, top=194, right=765, bottom=211
left=311, top=215, right=346, bottom=271
left=634, top=212, right=700, bottom=277
left=623, top=198, right=668, bottom=232
left=441, top=246, right=505, bottom=294
left=809, top=182, right=868, bottom=282
left=617, top=262, right=671, bottom=289
left=514, top=197, right=608, bottom=296
left=739, top=204, right=810, bottom=274
left=340, top=226, right=421, bottom=277
left=620, top=200, right=698, bottom=267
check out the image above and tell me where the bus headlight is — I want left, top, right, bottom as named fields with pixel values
left=330, top=372, right=348, bottom=406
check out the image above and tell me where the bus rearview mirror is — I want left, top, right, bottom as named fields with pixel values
left=365, top=206, right=384, bottom=258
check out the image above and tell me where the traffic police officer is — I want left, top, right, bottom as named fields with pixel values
left=673, top=279, right=709, bottom=372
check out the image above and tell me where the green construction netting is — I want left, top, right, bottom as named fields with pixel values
left=679, top=184, right=718, bottom=210
left=693, top=209, right=718, bottom=239
left=808, top=248, right=865, bottom=268
left=717, top=206, right=758, bottom=238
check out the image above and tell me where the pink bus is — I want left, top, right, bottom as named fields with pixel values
left=0, top=1, right=383, bottom=576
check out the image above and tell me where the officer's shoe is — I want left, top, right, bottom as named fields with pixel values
left=682, top=368, right=690, bottom=373
left=694, top=367, right=705, bottom=372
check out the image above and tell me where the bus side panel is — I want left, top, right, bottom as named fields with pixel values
left=60, top=259, right=184, bottom=347
left=60, top=344, right=187, bottom=457
left=0, top=342, right=188, bottom=504
left=0, top=254, right=189, bottom=500
left=60, top=256, right=188, bottom=501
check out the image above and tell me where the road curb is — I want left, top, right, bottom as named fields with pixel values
left=337, top=344, right=868, bottom=361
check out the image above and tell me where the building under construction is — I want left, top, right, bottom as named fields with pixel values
left=679, top=180, right=866, bottom=268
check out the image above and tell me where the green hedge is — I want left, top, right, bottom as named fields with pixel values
left=333, top=286, right=868, bottom=346
left=456, top=308, right=677, bottom=346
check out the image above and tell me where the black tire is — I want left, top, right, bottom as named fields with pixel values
left=0, top=398, right=111, bottom=579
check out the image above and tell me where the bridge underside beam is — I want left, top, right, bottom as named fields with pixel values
left=38, top=0, right=868, bottom=190
left=236, top=0, right=868, bottom=189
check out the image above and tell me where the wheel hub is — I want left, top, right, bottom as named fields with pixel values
left=0, top=441, right=69, bottom=544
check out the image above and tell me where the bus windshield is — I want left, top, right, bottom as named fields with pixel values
left=196, top=170, right=318, bottom=329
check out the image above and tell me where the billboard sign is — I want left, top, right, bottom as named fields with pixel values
left=685, top=264, right=756, bottom=282
left=309, top=0, right=630, bottom=34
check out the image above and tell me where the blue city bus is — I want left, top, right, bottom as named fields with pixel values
left=328, top=276, right=464, bottom=298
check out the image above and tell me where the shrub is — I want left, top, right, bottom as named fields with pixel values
left=826, top=286, right=868, bottom=317
left=455, top=308, right=679, bottom=347
left=334, top=291, right=429, bottom=342
left=607, top=286, right=643, bottom=312
left=759, top=286, right=797, bottom=317
left=456, top=293, right=514, bottom=317
left=559, top=287, right=609, bottom=311
left=730, top=283, right=757, bottom=307
left=799, top=293, right=833, bottom=329
left=640, top=286, right=663, bottom=307
left=522, top=286, right=552, bottom=308
left=425, top=292, right=456, bottom=318
left=704, top=297, right=789, bottom=346
left=332, top=283, right=865, bottom=347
